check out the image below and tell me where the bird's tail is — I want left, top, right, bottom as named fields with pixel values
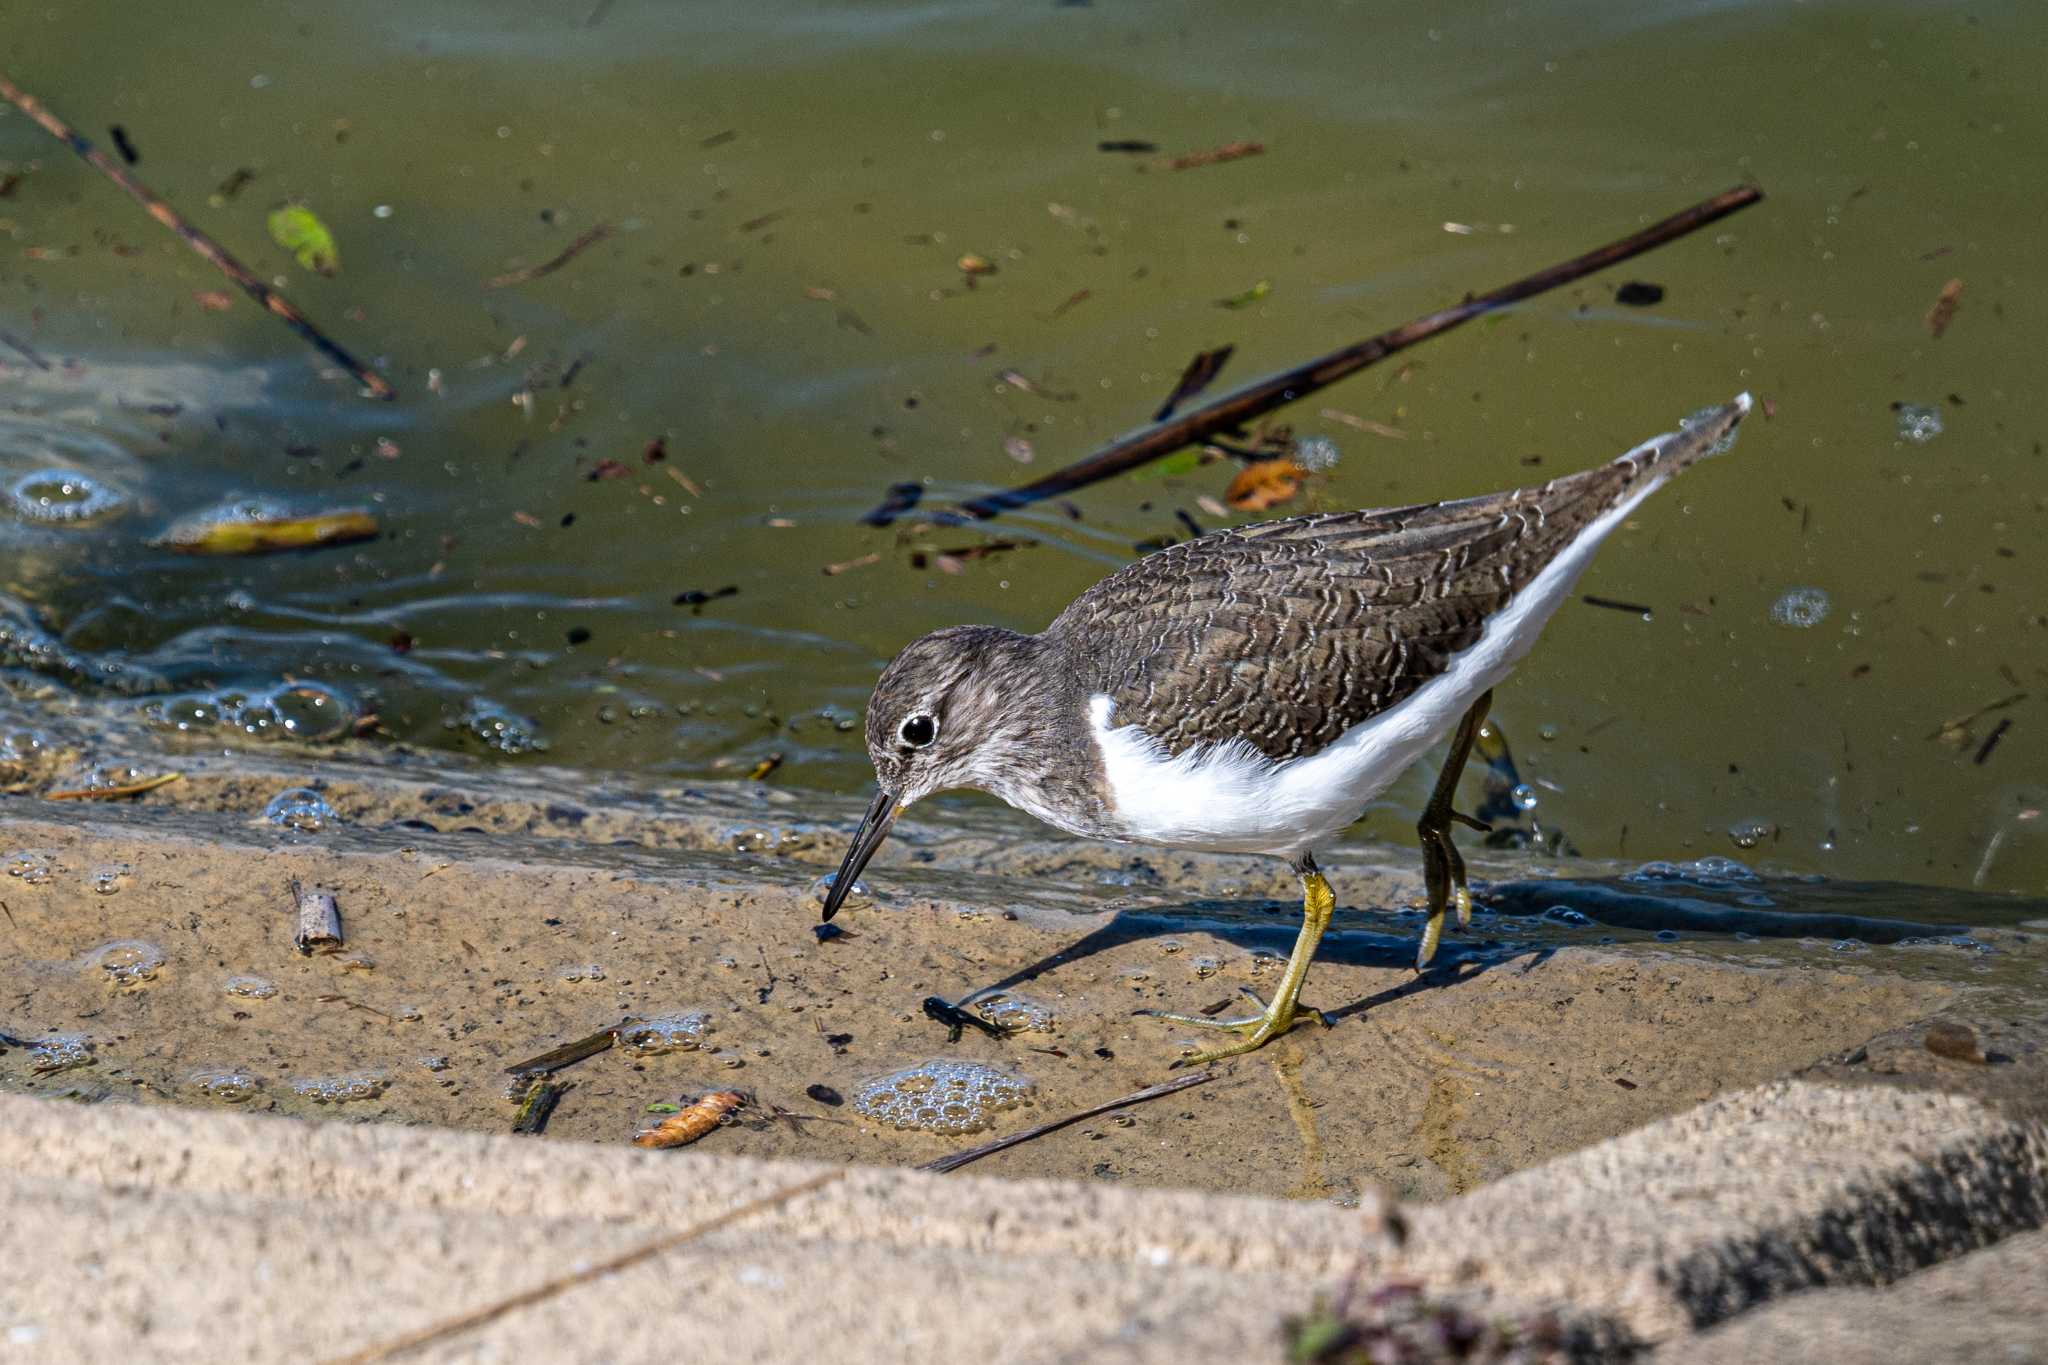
left=1618, top=392, right=1753, bottom=481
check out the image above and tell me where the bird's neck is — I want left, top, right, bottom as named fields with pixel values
left=954, top=631, right=1114, bottom=838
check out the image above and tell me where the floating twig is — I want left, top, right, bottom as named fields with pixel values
left=45, top=772, right=181, bottom=801
left=511, top=1076, right=569, bottom=1135
left=504, top=1018, right=640, bottom=1077
left=1164, top=139, right=1264, bottom=171
left=1974, top=717, right=2011, bottom=766
left=1155, top=345, right=1235, bottom=421
left=290, top=879, right=344, bottom=955
left=0, top=330, right=51, bottom=370
left=0, top=70, right=395, bottom=399
left=917, top=1070, right=1217, bottom=1175
left=483, top=223, right=616, bottom=290
left=899, top=185, right=1764, bottom=525
left=1580, top=594, right=1654, bottom=620
left=822, top=552, right=881, bottom=577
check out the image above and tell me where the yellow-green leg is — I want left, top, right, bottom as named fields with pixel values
left=1415, top=689, right=1494, bottom=971
left=1138, top=855, right=1336, bottom=1065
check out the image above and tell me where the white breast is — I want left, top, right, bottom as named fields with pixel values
left=1089, top=461, right=1678, bottom=857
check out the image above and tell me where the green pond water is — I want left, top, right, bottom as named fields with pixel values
left=2, top=0, right=2044, bottom=893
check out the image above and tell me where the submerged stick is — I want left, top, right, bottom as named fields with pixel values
left=503, top=1018, right=640, bottom=1077
left=45, top=772, right=181, bottom=801
left=0, top=71, right=395, bottom=399
left=482, top=223, right=615, bottom=289
left=290, top=879, right=344, bottom=955
left=510, top=1076, right=569, bottom=1135
left=905, top=184, right=1762, bottom=524
left=917, top=1069, right=1215, bottom=1175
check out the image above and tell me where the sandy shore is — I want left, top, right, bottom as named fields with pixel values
left=4, top=717, right=2043, bottom=1202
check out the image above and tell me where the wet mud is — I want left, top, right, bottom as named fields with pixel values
left=6, top=713, right=2040, bottom=1203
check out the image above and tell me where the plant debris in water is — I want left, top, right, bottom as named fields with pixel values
left=1284, top=1281, right=1573, bottom=1364
left=155, top=501, right=378, bottom=555
left=267, top=203, right=340, bottom=276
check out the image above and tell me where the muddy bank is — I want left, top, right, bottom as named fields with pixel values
left=5, top=721, right=2041, bottom=1203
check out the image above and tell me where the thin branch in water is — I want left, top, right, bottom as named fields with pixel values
left=917, top=1069, right=1216, bottom=1175
left=889, top=184, right=1764, bottom=525
left=483, top=223, right=616, bottom=289
left=0, top=70, right=395, bottom=399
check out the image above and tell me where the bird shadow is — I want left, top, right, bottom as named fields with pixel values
left=945, top=897, right=1555, bottom=1027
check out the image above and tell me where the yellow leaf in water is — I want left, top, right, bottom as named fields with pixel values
left=1224, top=457, right=1308, bottom=511
left=156, top=509, right=378, bottom=555
left=267, top=204, right=340, bottom=276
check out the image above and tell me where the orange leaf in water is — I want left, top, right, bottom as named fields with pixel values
left=1224, top=457, right=1308, bottom=511
left=193, top=290, right=234, bottom=312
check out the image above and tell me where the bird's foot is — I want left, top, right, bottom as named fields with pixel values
left=1137, top=986, right=1330, bottom=1066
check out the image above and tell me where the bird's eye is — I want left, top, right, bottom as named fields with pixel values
left=899, top=714, right=938, bottom=748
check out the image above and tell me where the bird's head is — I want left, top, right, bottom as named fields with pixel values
left=820, top=625, right=1035, bottom=920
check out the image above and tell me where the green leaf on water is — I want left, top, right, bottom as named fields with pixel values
left=1130, top=447, right=1205, bottom=481
left=1215, top=278, right=1271, bottom=310
left=646, top=1102, right=682, bottom=1114
left=267, top=204, right=339, bottom=276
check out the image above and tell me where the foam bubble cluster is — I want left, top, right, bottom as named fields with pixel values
left=141, top=681, right=356, bottom=743
left=620, top=1012, right=710, bottom=1056
left=1624, top=856, right=1758, bottom=889
left=27, top=1032, right=93, bottom=1072
left=290, top=1070, right=390, bottom=1103
left=187, top=1066, right=262, bottom=1103
left=1769, top=587, right=1831, bottom=629
left=223, top=974, right=279, bottom=1000
left=853, top=1060, right=1033, bottom=1135
left=89, top=939, right=166, bottom=989
left=974, top=993, right=1058, bottom=1033
left=5, top=469, right=126, bottom=526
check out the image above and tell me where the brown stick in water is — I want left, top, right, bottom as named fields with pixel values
left=893, top=184, right=1763, bottom=525
left=290, top=879, right=344, bottom=955
left=0, top=71, right=395, bottom=399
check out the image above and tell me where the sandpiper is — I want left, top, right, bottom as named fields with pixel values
left=824, top=394, right=1752, bottom=1063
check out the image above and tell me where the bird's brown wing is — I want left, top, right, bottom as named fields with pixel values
left=1048, top=401, right=1744, bottom=760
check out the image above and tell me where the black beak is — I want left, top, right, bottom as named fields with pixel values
left=821, top=787, right=898, bottom=922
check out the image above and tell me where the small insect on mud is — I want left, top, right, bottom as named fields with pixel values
left=632, top=1089, right=747, bottom=1149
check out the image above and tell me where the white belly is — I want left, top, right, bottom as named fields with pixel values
left=1087, top=470, right=1673, bottom=857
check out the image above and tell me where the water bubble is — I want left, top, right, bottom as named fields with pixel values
left=1769, top=587, right=1830, bottom=629
left=554, top=963, right=606, bottom=983
left=1654, top=929, right=1681, bottom=942
left=88, top=939, right=166, bottom=989
left=417, top=1054, right=452, bottom=1072
left=27, top=1032, right=94, bottom=1073
left=1624, top=856, right=1758, bottom=889
left=88, top=863, right=131, bottom=896
left=1727, top=820, right=1774, bottom=851
left=1894, top=403, right=1943, bottom=443
left=290, top=1070, right=390, bottom=1104
left=1292, top=435, right=1342, bottom=472
left=1509, top=783, right=1540, bottom=812
left=141, top=693, right=226, bottom=734
left=619, top=1011, right=711, bottom=1057
left=263, top=683, right=356, bottom=742
left=449, top=698, right=545, bottom=755
left=853, top=1059, right=1034, bottom=1136
left=1157, top=939, right=1185, bottom=955
left=5, top=850, right=54, bottom=885
left=974, top=993, right=1057, bottom=1033
left=1542, top=905, right=1593, bottom=926
left=1189, top=955, right=1221, bottom=979
left=810, top=871, right=871, bottom=911
left=1248, top=949, right=1283, bottom=975
left=223, top=974, right=278, bottom=1000
left=263, top=787, right=334, bottom=832
left=4, top=469, right=126, bottom=526
left=186, top=1066, right=262, bottom=1103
